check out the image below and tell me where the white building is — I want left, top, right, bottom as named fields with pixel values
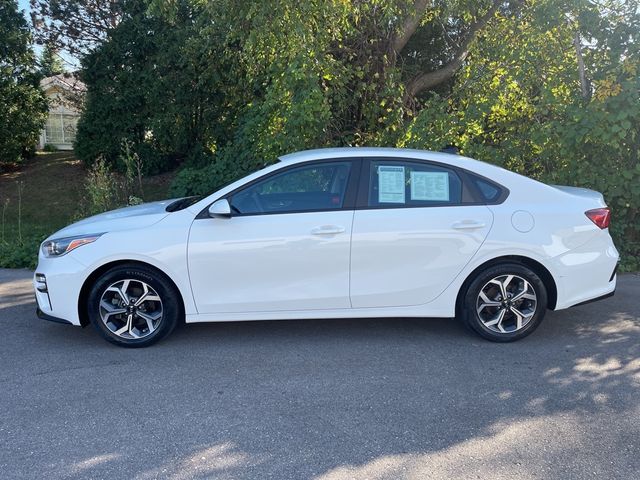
left=37, top=74, right=85, bottom=151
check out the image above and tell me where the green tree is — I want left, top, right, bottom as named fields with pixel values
left=75, top=0, right=232, bottom=174
left=164, top=0, right=527, bottom=190
left=0, top=0, right=48, bottom=168
left=74, top=1, right=159, bottom=171
left=71, top=0, right=639, bottom=268
left=38, top=43, right=64, bottom=77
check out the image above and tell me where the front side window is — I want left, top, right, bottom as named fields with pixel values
left=368, top=160, right=462, bottom=207
left=230, top=162, right=352, bottom=215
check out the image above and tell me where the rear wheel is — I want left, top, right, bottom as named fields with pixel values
left=87, top=264, right=181, bottom=347
left=461, top=263, right=547, bottom=342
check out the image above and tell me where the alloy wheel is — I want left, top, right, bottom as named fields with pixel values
left=99, top=279, right=163, bottom=339
left=475, top=274, right=537, bottom=333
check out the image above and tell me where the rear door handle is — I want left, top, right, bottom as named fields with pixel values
left=311, top=225, right=346, bottom=235
left=452, top=220, right=486, bottom=230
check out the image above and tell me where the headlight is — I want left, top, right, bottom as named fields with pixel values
left=42, top=233, right=104, bottom=258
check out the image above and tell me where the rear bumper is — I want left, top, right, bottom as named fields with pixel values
left=570, top=289, right=615, bottom=308
left=551, top=232, right=619, bottom=310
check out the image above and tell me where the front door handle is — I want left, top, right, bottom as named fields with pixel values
left=311, top=225, right=346, bottom=235
left=452, top=220, right=486, bottom=230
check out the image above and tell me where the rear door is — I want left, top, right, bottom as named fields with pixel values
left=349, top=158, right=493, bottom=308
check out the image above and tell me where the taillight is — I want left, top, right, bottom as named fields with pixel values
left=585, top=208, right=611, bottom=229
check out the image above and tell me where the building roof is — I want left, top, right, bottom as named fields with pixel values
left=40, top=73, right=86, bottom=93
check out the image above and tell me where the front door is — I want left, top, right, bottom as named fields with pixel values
left=188, top=160, right=358, bottom=313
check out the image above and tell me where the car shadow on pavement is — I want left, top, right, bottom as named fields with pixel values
left=0, top=271, right=638, bottom=479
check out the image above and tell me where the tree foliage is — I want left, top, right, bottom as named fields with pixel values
left=396, top=0, right=640, bottom=268
left=29, top=0, right=122, bottom=58
left=33, top=0, right=639, bottom=267
left=74, top=0, right=230, bottom=173
left=0, top=0, right=47, bottom=168
left=38, top=42, right=64, bottom=77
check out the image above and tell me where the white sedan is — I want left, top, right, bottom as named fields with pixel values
left=34, top=148, right=619, bottom=347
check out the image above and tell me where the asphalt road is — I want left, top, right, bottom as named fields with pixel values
left=0, top=269, right=638, bottom=480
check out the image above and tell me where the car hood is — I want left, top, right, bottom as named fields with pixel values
left=48, top=199, right=179, bottom=240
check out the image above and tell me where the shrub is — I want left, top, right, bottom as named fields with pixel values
left=169, top=144, right=270, bottom=197
left=75, top=139, right=151, bottom=221
left=120, top=138, right=145, bottom=198
left=84, top=156, right=119, bottom=215
left=0, top=233, right=46, bottom=269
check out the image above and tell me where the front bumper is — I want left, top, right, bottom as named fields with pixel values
left=33, top=252, right=88, bottom=326
left=36, top=306, right=73, bottom=325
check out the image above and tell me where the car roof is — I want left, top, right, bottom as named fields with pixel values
left=276, top=147, right=537, bottom=197
left=278, top=147, right=463, bottom=166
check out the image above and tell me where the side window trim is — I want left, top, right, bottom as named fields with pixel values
left=198, top=158, right=362, bottom=218
left=195, top=156, right=508, bottom=218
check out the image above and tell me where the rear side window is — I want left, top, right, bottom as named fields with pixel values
left=368, top=160, right=462, bottom=207
left=468, top=175, right=503, bottom=203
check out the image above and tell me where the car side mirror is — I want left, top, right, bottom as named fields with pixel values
left=208, top=199, right=232, bottom=218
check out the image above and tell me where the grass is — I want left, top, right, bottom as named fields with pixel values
left=0, top=152, right=175, bottom=268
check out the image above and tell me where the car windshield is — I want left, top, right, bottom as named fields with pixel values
left=164, top=166, right=261, bottom=212
left=165, top=196, right=203, bottom=212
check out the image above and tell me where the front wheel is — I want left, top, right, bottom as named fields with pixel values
left=461, top=263, right=548, bottom=342
left=87, top=264, right=181, bottom=347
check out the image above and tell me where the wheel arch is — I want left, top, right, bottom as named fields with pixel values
left=77, top=260, right=186, bottom=327
left=455, top=255, right=558, bottom=315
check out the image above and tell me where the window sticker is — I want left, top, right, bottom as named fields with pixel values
left=410, top=171, right=449, bottom=201
left=378, top=165, right=405, bottom=203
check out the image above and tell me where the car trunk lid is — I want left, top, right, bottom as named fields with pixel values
left=551, top=185, right=607, bottom=208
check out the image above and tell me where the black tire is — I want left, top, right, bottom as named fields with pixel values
left=87, top=264, right=181, bottom=348
left=461, top=262, right=548, bottom=342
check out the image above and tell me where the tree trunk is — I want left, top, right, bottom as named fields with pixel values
left=404, top=0, right=502, bottom=99
left=574, top=31, right=589, bottom=99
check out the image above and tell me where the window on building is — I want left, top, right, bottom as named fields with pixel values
left=44, top=114, right=78, bottom=145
